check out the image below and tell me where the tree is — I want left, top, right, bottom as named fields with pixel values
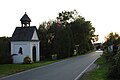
left=103, top=32, right=120, bottom=79
left=38, top=23, right=49, bottom=60
left=38, top=10, right=97, bottom=60
left=57, top=10, right=76, bottom=24
left=70, top=16, right=96, bottom=53
left=104, top=32, right=119, bottom=49
left=0, top=37, right=11, bottom=64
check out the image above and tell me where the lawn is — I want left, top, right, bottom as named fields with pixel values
left=0, top=60, right=58, bottom=77
left=81, top=56, right=109, bottom=80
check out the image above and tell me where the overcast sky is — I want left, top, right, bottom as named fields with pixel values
left=0, top=0, right=120, bottom=42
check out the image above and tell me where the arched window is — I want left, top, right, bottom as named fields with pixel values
left=18, top=47, right=23, bottom=55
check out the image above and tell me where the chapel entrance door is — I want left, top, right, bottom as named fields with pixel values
left=32, top=46, right=36, bottom=62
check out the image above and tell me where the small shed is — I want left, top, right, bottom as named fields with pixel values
left=11, top=13, right=40, bottom=63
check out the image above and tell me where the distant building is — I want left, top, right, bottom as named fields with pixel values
left=11, top=12, right=40, bottom=63
left=93, top=43, right=102, bottom=50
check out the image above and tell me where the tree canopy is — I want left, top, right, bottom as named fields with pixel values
left=38, top=10, right=98, bottom=59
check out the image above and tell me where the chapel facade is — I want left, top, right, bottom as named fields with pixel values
left=11, top=13, right=40, bottom=63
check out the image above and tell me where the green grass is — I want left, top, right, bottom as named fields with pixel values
left=82, top=56, right=109, bottom=80
left=0, top=60, right=58, bottom=77
left=89, top=57, right=108, bottom=80
left=0, top=51, right=95, bottom=78
left=0, top=55, right=78, bottom=77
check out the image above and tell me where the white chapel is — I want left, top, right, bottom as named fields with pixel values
left=11, top=12, right=40, bottom=63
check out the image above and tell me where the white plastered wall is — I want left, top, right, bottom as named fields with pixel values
left=11, top=41, right=40, bottom=63
left=11, top=41, right=31, bottom=63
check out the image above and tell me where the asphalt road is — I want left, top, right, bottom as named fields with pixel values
left=0, top=50, right=103, bottom=80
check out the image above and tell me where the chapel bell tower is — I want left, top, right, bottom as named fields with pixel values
left=20, top=12, right=31, bottom=27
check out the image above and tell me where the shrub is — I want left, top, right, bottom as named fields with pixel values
left=23, top=56, right=32, bottom=64
left=107, top=51, right=120, bottom=80
left=102, top=50, right=113, bottom=63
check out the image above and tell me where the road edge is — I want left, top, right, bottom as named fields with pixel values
left=74, top=57, right=99, bottom=80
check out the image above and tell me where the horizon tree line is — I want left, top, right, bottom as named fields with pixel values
left=0, top=10, right=98, bottom=64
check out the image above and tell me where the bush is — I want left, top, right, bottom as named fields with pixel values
left=103, top=50, right=113, bottom=63
left=23, top=56, right=32, bottom=64
left=102, top=50, right=120, bottom=80
left=107, top=51, right=120, bottom=80
left=108, top=65, right=119, bottom=80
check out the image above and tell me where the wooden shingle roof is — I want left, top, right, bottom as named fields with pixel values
left=11, top=26, right=39, bottom=41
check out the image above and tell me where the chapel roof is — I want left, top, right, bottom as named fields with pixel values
left=11, top=26, right=39, bottom=41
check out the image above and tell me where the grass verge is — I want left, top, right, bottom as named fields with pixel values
left=0, top=50, right=95, bottom=78
left=81, top=56, right=109, bottom=80
left=0, top=60, right=58, bottom=77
